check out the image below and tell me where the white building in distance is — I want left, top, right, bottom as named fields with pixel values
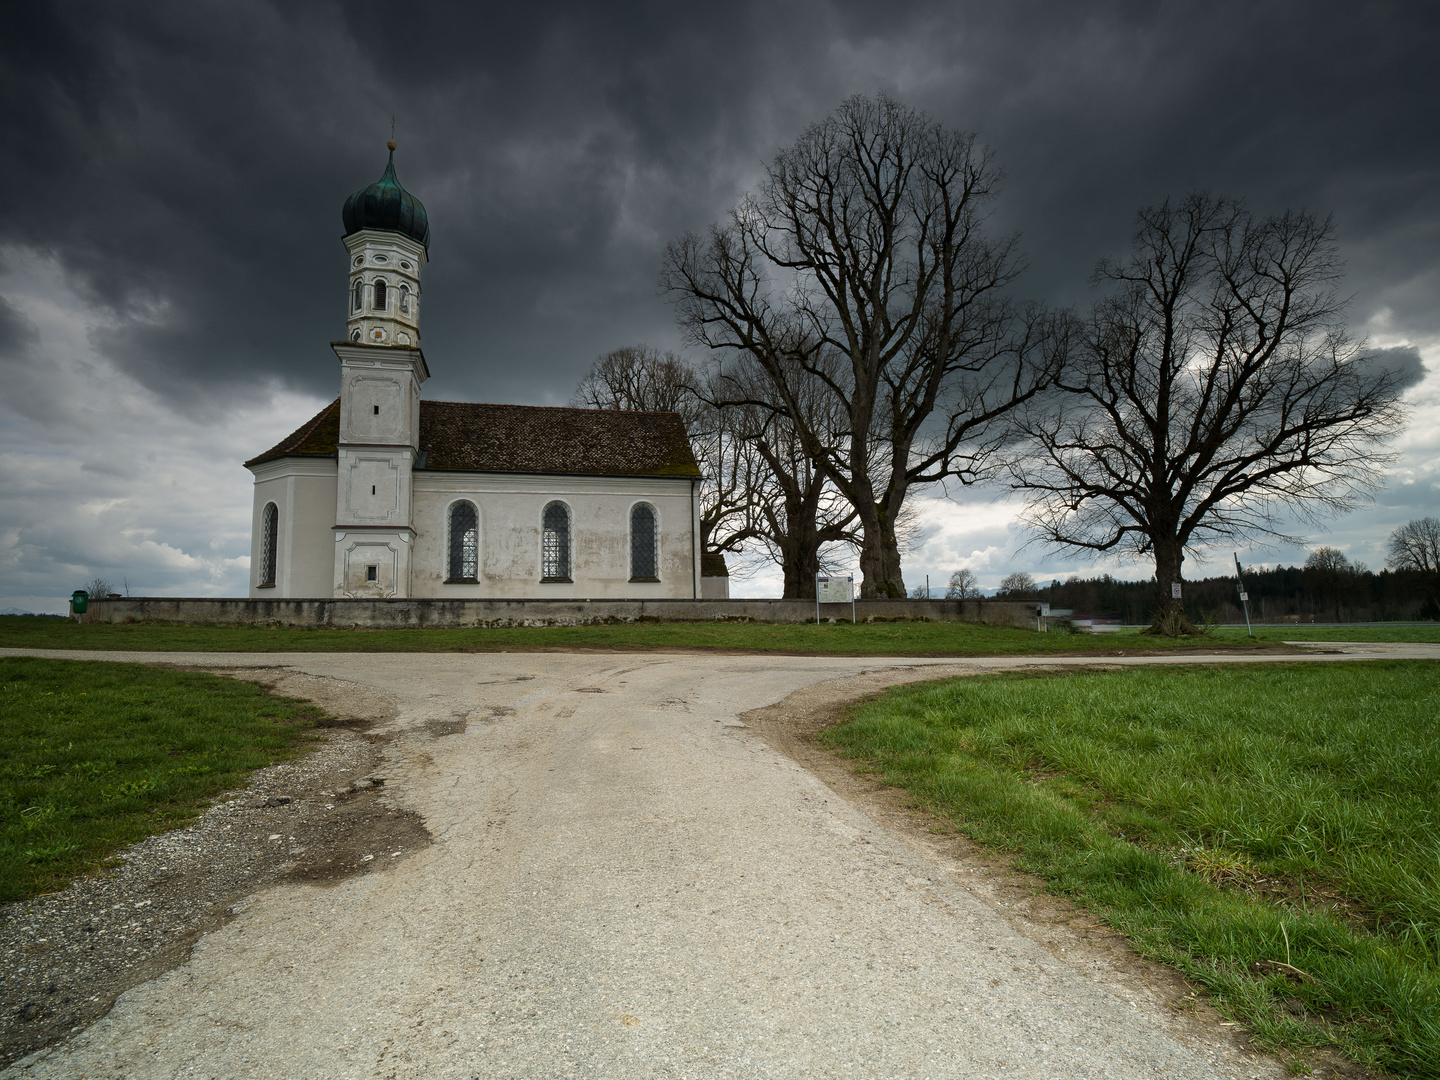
left=245, top=142, right=713, bottom=601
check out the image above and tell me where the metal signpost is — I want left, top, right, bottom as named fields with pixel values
left=815, top=574, right=856, bottom=624
left=1234, top=552, right=1253, bottom=637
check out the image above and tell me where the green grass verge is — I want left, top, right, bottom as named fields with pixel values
left=1215, top=625, right=1440, bottom=644
left=820, top=661, right=1440, bottom=1076
left=0, top=657, right=322, bottom=903
left=0, top=615, right=1287, bottom=656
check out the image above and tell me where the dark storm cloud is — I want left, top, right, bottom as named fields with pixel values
left=2, top=1, right=1436, bottom=409
left=1367, top=345, right=1428, bottom=390
left=0, top=295, right=38, bottom=356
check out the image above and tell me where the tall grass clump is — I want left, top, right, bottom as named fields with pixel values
left=822, top=661, right=1440, bottom=1076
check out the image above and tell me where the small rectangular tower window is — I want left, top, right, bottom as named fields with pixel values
left=373, top=405, right=380, bottom=414
left=366, top=565, right=378, bottom=581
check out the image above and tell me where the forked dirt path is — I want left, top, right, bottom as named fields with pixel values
left=2, top=643, right=1432, bottom=1079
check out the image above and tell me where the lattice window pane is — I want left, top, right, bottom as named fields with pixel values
left=542, top=502, right=570, bottom=579
left=449, top=502, right=478, bottom=580
left=630, top=503, right=657, bottom=579
left=260, top=503, right=278, bottom=586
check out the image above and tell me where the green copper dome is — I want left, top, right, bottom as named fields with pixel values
left=342, top=143, right=429, bottom=249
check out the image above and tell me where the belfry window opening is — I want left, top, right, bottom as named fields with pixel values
left=373, top=278, right=387, bottom=311
left=399, top=283, right=410, bottom=314
left=352, top=279, right=363, bottom=313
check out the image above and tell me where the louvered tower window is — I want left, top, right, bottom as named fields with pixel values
left=630, top=503, right=657, bottom=580
left=373, top=278, right=387, bottom=310
left=541, top=502, right=571, bottom=581
left=448, top=502, right=478, bottom=581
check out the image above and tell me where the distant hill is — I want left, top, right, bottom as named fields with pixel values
left=0, top=608, right=62, bottom=617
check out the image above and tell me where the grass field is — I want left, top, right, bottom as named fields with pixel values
left=0, top=615, right=1295, bottom=656
left=820, top=661, right=1440, bottom=1076
left=1217, top=625, right=1440, bottom=644
left=0, top=657, right=322, bottom=903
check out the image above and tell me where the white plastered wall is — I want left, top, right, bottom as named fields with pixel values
left=409, top=473, right=698, bottom=599
left=247, top=458, right=339, bottom=598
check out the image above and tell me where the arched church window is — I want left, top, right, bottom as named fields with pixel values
left=399, top=283, right=410, bottom=314
left=630, top=503, right=657, bottom=580
left=259, top=503, right=278, bottom=587
left=352, top=279, right=363, bottom=313
left=541, top=502, right=571, bottom=581
left=448, top=502, right=479, bottom=581
left=373, top=278, right=387, bottom=311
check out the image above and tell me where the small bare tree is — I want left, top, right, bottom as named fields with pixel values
left=1010, top=195, right=1407, bottom=633
left=946, top=567, right=980, bottom=599
left=1388, top=516, right=1440, bottom=616
left=84, top=577, right=115, bottom=600
left=997, top=571, right=1036, bottom=596
left=1387, top=517, right=1440, bottom=574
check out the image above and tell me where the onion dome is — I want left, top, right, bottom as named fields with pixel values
left=341, top=140, right=429, bottom=249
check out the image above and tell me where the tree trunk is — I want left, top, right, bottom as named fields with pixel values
left=857, top=504, right=906, bottom=599
left=1145, top=538, right=1196, bottom=635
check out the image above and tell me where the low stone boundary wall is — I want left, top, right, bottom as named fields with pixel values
left=84, top=596, right=1044, bottom=630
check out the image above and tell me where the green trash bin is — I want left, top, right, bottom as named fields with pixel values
left=71, top=590, right=88, bottom=615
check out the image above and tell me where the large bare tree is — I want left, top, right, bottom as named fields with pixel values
left=1009, top=195, right=1408, bottom=632
left=663, top=94, right=1061, bottom=598
left=711, top=355, right=857, bottom=598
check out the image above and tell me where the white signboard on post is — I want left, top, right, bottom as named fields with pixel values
left=815, top=574, right=856, bottom=624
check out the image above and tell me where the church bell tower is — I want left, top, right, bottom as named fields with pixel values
left=342, top=139, right=428, bottom=347
left=331, top=140, right=431, bottom=599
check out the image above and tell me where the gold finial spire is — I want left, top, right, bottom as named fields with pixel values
left=387, top=138, right=397, bottom=152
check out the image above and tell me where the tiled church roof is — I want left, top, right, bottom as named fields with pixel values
left=246, top=399, right=702, bottom=478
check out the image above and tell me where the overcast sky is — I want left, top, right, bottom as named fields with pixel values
left=2, top=0, right=1436, bottom=610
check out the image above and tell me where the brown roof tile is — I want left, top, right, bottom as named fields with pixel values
left=246, top=399, right=701, bottom=479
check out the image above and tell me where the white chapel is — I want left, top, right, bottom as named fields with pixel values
left=245, top=142, right=708, bottom=600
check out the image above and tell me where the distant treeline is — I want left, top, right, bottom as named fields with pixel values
left=1025, top=566, right=1440, bottom=624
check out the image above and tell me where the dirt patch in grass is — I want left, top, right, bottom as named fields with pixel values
left=0, top=669, right=431, bottom=1068
left=740, top=665, right=1375, bottom=1080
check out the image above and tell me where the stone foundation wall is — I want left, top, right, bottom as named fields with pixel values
left=84, top=596, right=1044, bottom=630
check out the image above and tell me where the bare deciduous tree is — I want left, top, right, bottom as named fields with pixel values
left=946, top=567, right=980, bottom=599
left=572, top=345, right=692, bottom=414
left=1388, top=516, right=1440, bottom=616
left=711, top=353, right=858, bottom=598
left=1010, top=194, right=1408, bottom=633
left=84, top=577, right=114, bottom=600
left=1387, top=517, right=1440, bottom=574
left=997, top=571, right=1035, bottom=596
left=1304, top=546, right=1352, bottom=622
left=571, top=345, right=755, bottom=563
left=664, top=93, right=1062, bottom=599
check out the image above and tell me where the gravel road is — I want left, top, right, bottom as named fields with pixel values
left=4, top=643, right=1432, bottom=1079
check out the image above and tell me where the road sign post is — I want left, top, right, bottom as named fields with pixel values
left=1234, top=552, right=1253, bottom=637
